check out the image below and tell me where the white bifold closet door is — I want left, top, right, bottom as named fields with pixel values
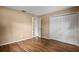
left=49, top=13, right=79, bottom=46
left=32, top=16, right=41, bottom=37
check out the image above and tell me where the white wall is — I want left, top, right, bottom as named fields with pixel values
left=0, top=7, right=33, bottom=46
left=49, top=13, right=79, bottom=46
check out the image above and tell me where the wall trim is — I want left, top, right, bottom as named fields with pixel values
left=0, top=37, right=33, bottom=46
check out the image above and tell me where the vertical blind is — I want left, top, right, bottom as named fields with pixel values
left=49, top=13, right=79, bottom=46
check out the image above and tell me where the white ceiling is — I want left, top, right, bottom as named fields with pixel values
left=7, top=6, right=73, bottom=16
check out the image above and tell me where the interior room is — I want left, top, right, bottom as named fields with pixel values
left=0, top=6, right=79, bottom=52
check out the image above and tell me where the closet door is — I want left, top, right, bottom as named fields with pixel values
left=49, top=14, right=78, bottom=45
left=33, top=16, right=41, bottom=38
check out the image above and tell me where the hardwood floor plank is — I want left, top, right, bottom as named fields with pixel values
left=0, top=37, right=79, bottom=52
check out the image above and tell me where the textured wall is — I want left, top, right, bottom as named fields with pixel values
left=0, top=7, right=33, bottom=45
left=41, top=16, right=49, bottom=38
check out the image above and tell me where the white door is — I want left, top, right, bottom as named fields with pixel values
left=32, top=16, right=41, bottom=37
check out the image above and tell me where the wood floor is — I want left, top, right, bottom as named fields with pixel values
left=0, top=37, right=79, bottom=52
